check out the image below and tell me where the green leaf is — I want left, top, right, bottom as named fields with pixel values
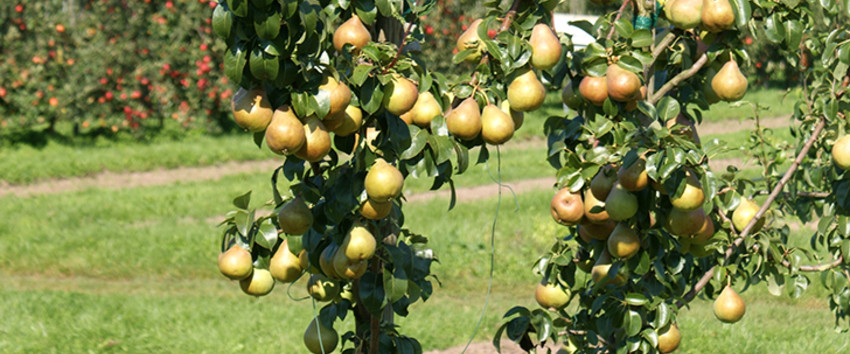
left=656, top=96, right=680, bottom=121
left=624, top=309, right=642, bottom=336
left=253, top=131, right=264, bottom=149
left=653, top=302, right=670, bottom=329
left=249, top=47, right=279, bottom=81
left=784, top=20, right=803, bottom=49
left=233, top=191, right=252, bottom=209
left=728, top=0, right=751, bottom=29
left=614, top=18, right=633, bottom=39
left=631, top=29, right=653, bottom=47
left=234, top=209, right=253, bottom=238
left=384, top=266, right=408, bottom=303
left=230, top=0, right=248, bottom=17
left=354, top=0, right=377, bottom=25
left=212, top=3, right=234, bottom=39
left=428, top=135, right=454, bottom=165
left=255, top=219, right=278, bottom=250
left=400, top=125, right=428, bottom=160
left=359, top=272, right=386, bottom=315
left=352, top=64, right=374, bottom=86
left=253, top=7, right=281, bottom=41
left=625, top=293, right=649, bottom=306
left=224, top=42, right=249, bottom=84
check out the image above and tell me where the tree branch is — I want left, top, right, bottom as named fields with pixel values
left=678, top=117, right=827, bottom=308
left=650, top=53, right=708, bottom=104
left=499, top=0, right=521, bottom=32
left=381, top=20, right=415, bottom=74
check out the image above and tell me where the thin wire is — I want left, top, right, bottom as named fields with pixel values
left=310, top=298, right=327, bottom=354
left=461, top=145, right=506, bottom=353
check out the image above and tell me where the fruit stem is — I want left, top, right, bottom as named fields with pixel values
left=649, top=52, right=709, bottom=104
left=678, top=117, right=826, bottom=308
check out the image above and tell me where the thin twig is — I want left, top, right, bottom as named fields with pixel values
left=606, top=0, right=632, bottom=41
left=381, top=21, right=415, bottom=74
left=678, top=117, right=827, bottom=308
left=499, top=0, right=521, bottom=32
left=649, top=53, right=708, bottom=104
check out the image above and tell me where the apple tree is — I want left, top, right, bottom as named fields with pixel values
left=494, top=0, right=850, bottom=352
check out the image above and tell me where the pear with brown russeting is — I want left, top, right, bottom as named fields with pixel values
left=529, top=23, right=562, bottom=70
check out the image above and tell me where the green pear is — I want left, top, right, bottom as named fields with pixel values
left=307, top=274, right=340, bottom=302
left=480, top=104, right=515, bottom=145
left=278, top=197, right=313, bottom=235
left=218, top=244, right=253, bottom=280
left=239, top=268, right=275, bottom=296
left=456, top=19, right=484, bottom=63
left=382, top=75, right=418, bottom=116
left=331, top=105, right=363, bottom=137
left=583, top=189, right=610, bottom=224
left=507, top=68, right=546, bottom=112
left=732, top=198, right=765, bottom=233
left=604, top=182, right=638, bottom=221
left=446, top=97, right=482, bottom=141
left=591, top=250, right=625, bottom=286
left=832, top=135, right=850, bottom=170
left=535, top=281, right=570, bottom=310
left=364, top=158, right=404, bottom=203
left=304, top=317, right=339, bottom=354
left=665, top=0, right=703, bottom=29
left=711, top=59, right=747, bottom=102
left=409, top=91, right=443, bottom=127
left=670, top=170, right=705, bottom=211
left=657, top=323, right=682, bottom=353
left=529, top=23, right=562, bottom=70
left=617, top=156, right=648, bottom=191
left=713, top=285, right=746, bottom=323
left=269, top=239, right=304, bottom=283
left=607, top=222, right=640, bottom=259
left=500, top=100, right=524, bottom=130
left=341, top=222, right=376, bottom=261
left=667, top=207, right=706, bottom=237
left=590, top=164, right=617, bottom=200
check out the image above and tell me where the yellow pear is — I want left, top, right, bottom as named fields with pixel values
left=529, top=23, right=562, bottom=70
left=456, top=19, right=484, bottom=63
left=360, top=199, right=392, bottom=220
left=399, top=111, right=414, bottom=125
left=579, top=76, right=608, bottom=106
left=318, top=75, right=351, bottom=116
left=691, top=212, right=715, bottom=244
left=304, top=317, right=339, bottom=354
left=667, top=207, right=706, bottom=237
left=607, top=222, right=640, bottom=259
left=231, top=87, right=273, bottom=132
left=307, top=274, right=340, bottom=302
left=480, top=104, right=515, bottom=145
left=551, top=188, right=585, bottom=226
left=713, top=285, right=746, bottom=323
left=535, top=281, right=571, bottom=310
left=218, top=245, right=253, bottom=280
left=331, top=105, right=363, bottom=137
left=578, top=220, right=616, bottom=241
left=701, top=0, right=735, bottom=32
left=617, top=156, right=649, bottom=191
left=670, top=170, right=705, bottom=211
left=409, top=91, right=443, bottom=127
left=606, top=64, right=642, bottom=102
left=278, top=197, right=313, bottom=235
left=239, top=268, right=275, bottom=296
left=500, top=100, right=524, bottom=130
left=711, top=59, right=748, bottom=102
left=591, top=250, right=625, bottom=286
left=364, top=159, right=404, bottom=203
left=333, top=15, right=370, bottom=52
left=446, top=97, right=482, bottom=141
left=332, top=249, right=368, bottom=280
left=382, top=75, right=418, bottom=116
left=657, top=323, right=681, bottom=353
left=583, top=188, right=610, bottom=224
left=832, top=135, right=850, bottom=170
left=665, top=0, right=704, bottom=29
left=590, top=164, right=618, bottom=200
left=341, top=223, right=376, bottom=261
left=265, top=106, right=306, bottom=155
left=294, top=116, right=332, bottom=162
left=507, top=68, right=546, bottom=112
left=269, top=239, right=304, bottom=283
left=732, top=198, right=765, bottom=233
left=604, top=182, right=638, bottom=221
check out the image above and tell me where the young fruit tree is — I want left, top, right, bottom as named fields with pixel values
left=208, top=0, right=850, bottom=353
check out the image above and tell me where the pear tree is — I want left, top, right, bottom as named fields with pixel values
left=206, top=0, right=850, bottom=352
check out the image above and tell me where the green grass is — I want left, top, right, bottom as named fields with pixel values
left=1, top=172, right=848, bottom=352
left=0, top=134, right=276, bottom=184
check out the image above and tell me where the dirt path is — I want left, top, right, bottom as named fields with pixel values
left=0, top=116, right=781, bottom=198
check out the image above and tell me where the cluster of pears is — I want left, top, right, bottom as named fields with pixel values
left=664, top=0, right=735, bottom=32
left=456, top=19, right=562, bottom=71
left=230, top=76, right=364, bottom=163
left=576, top=62, right=645, bottom=108
left=361, top=159, right=404, bottom=219
left=318, top=222, right=378, bottom=282
left=445, top=97, right=523, bottom=145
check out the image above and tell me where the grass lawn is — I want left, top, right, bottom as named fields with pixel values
left=1, top=173, right=847, bottom=352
